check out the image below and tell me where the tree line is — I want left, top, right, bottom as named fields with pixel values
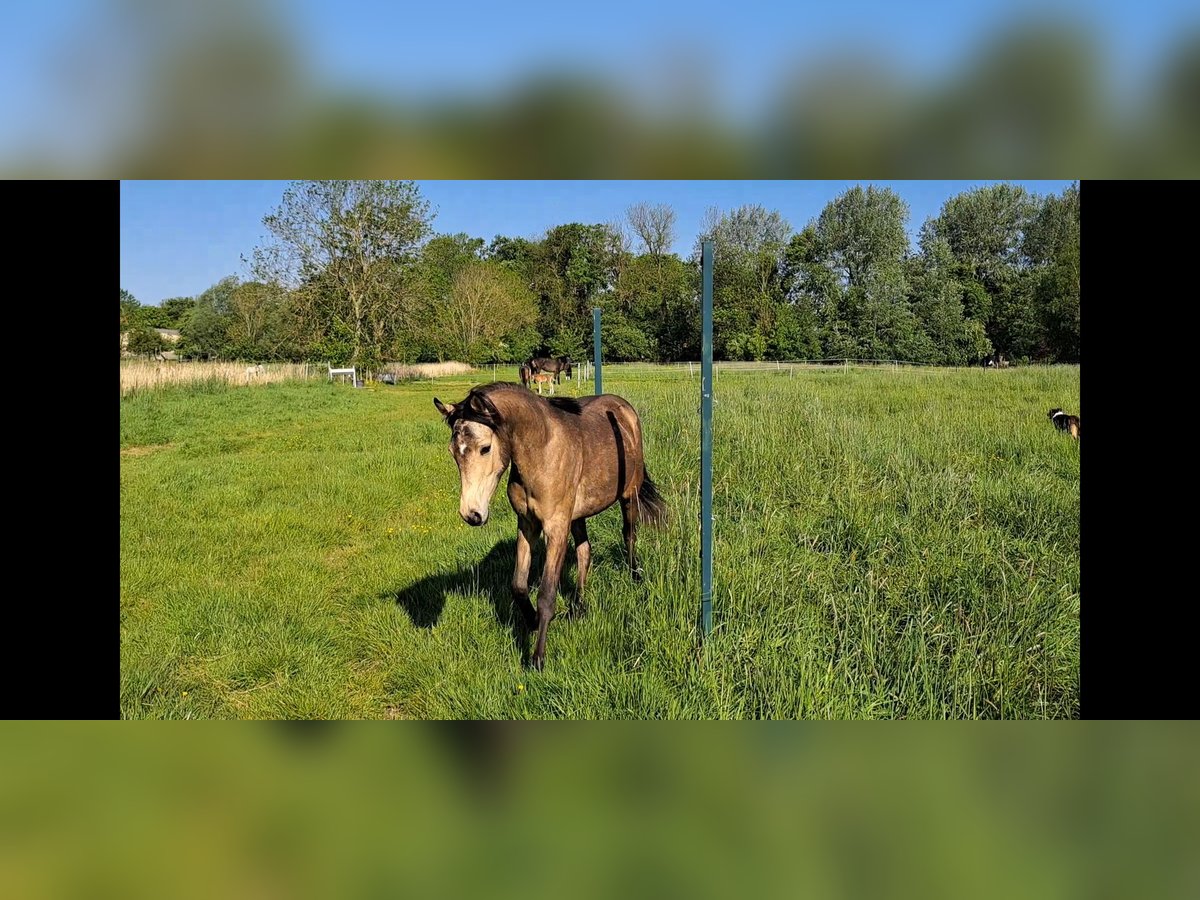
left=120, top=180, right=1079, bottom=366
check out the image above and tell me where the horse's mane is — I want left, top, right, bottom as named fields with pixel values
left=449, top=382, right=583, bottom=427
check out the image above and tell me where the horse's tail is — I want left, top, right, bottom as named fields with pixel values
left=635, top=470, right=668, bottom=527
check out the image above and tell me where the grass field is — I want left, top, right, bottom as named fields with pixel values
left=120, top=364, right=1080, bottom=718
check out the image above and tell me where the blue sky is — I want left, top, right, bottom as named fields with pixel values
left=120, top=180, right=1075, bottom=304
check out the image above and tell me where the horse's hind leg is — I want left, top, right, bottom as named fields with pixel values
left=569, top=518, right=591, bottom=619
left=511, top=517, right=540, bottom=630
left=620, top=499, right=642, bottom=583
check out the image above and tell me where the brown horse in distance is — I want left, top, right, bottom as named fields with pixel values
left=434, top=383, right=666, bottom=670
left=528, top=356, right=573, bottom=384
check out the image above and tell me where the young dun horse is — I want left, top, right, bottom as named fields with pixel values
left=434, top=382, right=666, bottom=670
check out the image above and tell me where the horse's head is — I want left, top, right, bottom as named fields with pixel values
left=434, top=391, right=508, bottom=527
left=562, top=358, right=573, bottom=378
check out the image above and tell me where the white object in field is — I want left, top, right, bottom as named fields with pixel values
left=328, top=364, right=357, bottom=384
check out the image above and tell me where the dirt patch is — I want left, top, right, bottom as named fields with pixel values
left=121, top=443, right=174, bottom=458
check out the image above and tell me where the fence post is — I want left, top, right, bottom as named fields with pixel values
left=700, top=240, right=714, bottom=639
left=593, top=307, right=603, bottom=395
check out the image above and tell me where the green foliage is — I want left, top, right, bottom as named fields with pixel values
left=546, top=329, right=586, bottom=361
left=134, top=182, right=1077, bottom=367
left=160, top=297, right=196, bottom=327
left=126, top=326, right=168, bottom=357
left=1024, top=182, right=1080, bottom=362
left=120, top=288, right=140, bottom=330
left=178, top=293, right=234, bottom=359
left=311, top=321, right=355, bottom=367
left=725, top=331, right=767, bottom=361
left=252, top=180, right=434, bottom=366
left=598, top=309, right=655, bottom=361
left=501, top=324, right=543, bottom=363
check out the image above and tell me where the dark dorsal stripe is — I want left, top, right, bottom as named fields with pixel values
left=547, top=397, right=583, bottom=415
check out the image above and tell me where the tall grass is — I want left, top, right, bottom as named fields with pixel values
left=120, top=360, right=317, bottom=395
left=120, top=366, right=1079, bottom=718
left=379, top=361, right=475, bottom=380
left=120, top=359, right=478, bottom=395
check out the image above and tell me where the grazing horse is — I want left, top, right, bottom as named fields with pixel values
left=529, top=356, right=573, bottom=384
left=434, top=383, right=667, bottom=670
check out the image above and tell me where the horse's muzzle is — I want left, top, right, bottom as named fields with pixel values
left=462, top=510, right=485, bottom=526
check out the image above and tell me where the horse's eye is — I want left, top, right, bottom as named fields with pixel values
left=481, top=446, right=491, bottom=455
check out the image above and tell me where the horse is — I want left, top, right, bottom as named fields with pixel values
left=433, top=383, right=667, bottom=670
left=529, top=371, right=555, bottom=395
left=529, top=356, right=573, bottom=384
left=518, top=361, right=556, bottom=394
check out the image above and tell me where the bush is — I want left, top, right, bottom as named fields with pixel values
left=126, top=327, right=168, bottom=357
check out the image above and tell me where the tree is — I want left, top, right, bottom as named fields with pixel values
left=922, top=183, right=1037, bottom=355
left=120, top=289, right=140, bottom=330
left=126, top=326, right=167, bottom=358
left=909, top=234, right=993, bottom=364
left=438, top=261, right=538, bottom=363
left=1023, top=182, right=1079, bottom=361
left=815, top=186, right=909, bottom=291
left=177, top=277, right=237, bottom=359
left=195, top=275, right=240, bottom=316
left=614, top=252, right=696, bottom=360
left=406, top=233, right=487, bottom=360
left=137, top=305, right=171, bottom=329
left=228, top=280, right=288, bottom=359
left=781, top=226, right=837, bottom=359
left=160, top=297, right=196, bottom=327
left=627, top=202, right=676, bottom=258
left=251, top=180, right=433, bottom=367
left=802, top=186, right=928, bottom=360
left=695, top=204, right=792, bottom=359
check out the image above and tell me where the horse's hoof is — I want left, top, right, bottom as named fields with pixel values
left=631, top=568, right=644, bottom=584
left=531, top=654, right=545, bottom=672
left=569, top=604, right=588, bottom=620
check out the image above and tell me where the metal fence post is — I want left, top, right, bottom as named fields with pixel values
left=593, top=307, right=602, bottom=395
left=701, top=241, right=714, bottom=639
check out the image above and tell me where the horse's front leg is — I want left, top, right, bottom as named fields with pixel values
left=532, top=520, right=570, bottom=671
left=511, top=517, right=541, bottom=630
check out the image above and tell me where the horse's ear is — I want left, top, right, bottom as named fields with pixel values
left=433, top=398, right=456, bottom=421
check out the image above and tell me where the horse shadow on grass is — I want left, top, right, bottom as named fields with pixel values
left=386, top=537, right=581, bottom=668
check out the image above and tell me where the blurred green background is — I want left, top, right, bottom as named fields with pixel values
left=5, top=0, right=1198, bottom=175
left=2, top=725, right=1197, bottom=898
